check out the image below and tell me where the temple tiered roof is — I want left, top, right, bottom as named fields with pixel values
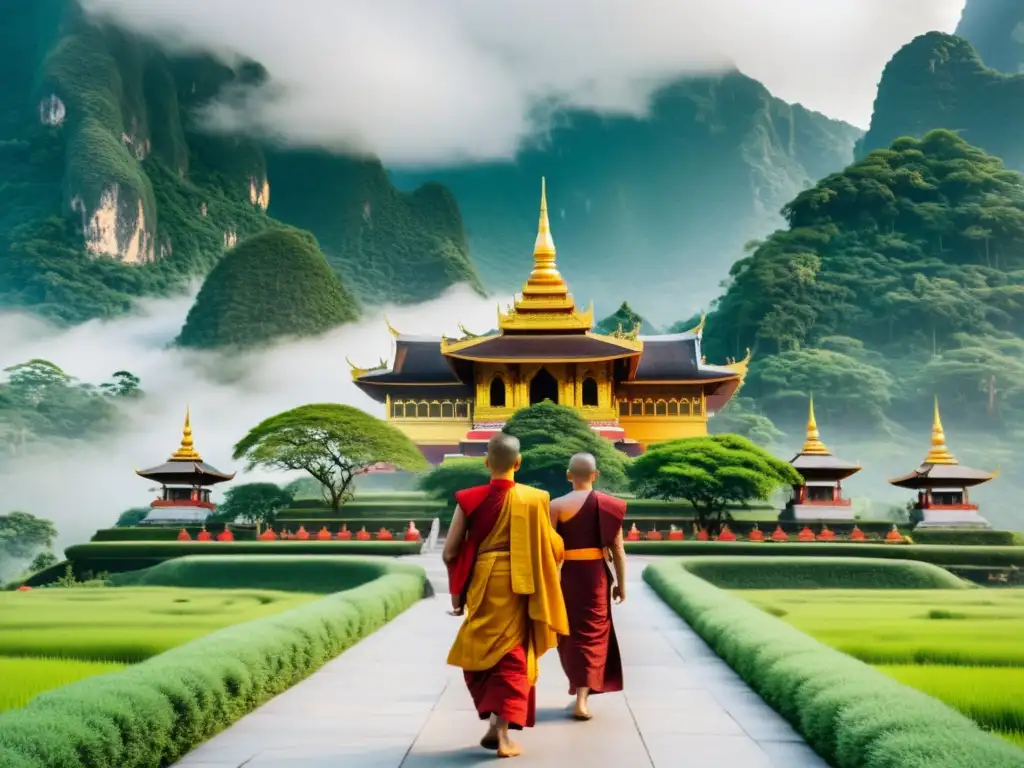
left=136, top=408, right=235, bottom=485
left=889, top=398, right=996, bottom=488
left=789, top=396, right=861, bottom=479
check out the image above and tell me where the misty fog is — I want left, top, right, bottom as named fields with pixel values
left=0, top=284, right=498, bottom=550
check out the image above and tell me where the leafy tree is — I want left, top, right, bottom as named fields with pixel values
left=232, top=404, right=428, bottom=512
left=629, top=434, right=801, bottom=534
left=100, top=370, right=142, bottom=398
left=0, top=511, right=58, bottom=561
left=502, top=402, right=630, bottom=496
left=594, top=302, right=657, bottom=335
left=29, top=551, right=59, bottom=572
left=209, top=482, right=295, bottom=526
left=708, top=396, right=784, bottom=445
left=420, top=458, right=491, bottom=501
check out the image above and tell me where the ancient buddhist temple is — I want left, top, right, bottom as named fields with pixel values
left=136, top=408, right=235, bottom=525
left=889, top=398, right=996, bottom=529
left=782, top=397, right=860, bottom=522
left=348, top=178, right=749, bottom=462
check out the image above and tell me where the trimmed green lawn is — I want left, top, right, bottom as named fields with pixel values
left=741, top=588, right=1024, bottom=749
left=0, top=586, right=317, bottom=713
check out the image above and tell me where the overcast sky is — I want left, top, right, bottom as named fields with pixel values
left=81, top=0, right=967, bottom=166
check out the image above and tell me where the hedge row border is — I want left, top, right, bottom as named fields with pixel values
left=0, top=559, right=426, bottom=768
left=642, top=559, right=1024, bottom=768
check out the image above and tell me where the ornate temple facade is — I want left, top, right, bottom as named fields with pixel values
left=783, top=397, right=861, bottom=522
left=136, top=408, right=235, bottom=525
left=349, top=179, right=749, bottom=462
left=889, top=398, right=997, bottom=529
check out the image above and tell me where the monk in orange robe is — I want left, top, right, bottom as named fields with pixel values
left=444, top=433, right=569, bottom=758
left=550, top=452, right=626, bottom=720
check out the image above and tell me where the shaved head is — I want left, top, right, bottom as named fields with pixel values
left=568, top=453, right=597, bottom=477
left=487, top=432, right=521, bottom=473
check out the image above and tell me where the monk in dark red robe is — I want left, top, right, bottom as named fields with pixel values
left=551, top=452, right=627, bottom=720
left=444, top=433, right=568, bottom=758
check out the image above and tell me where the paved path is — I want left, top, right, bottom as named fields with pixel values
left=174, top=555, right=827, bottom=767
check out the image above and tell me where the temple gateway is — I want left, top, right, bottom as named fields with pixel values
left=349, top=179, right=748, bottom=462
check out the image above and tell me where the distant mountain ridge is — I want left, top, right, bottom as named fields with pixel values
left=0, top=0, right=479, bottom=326
left=955, top=0, right=1024, bottom=74
left=391, top=71, right=862, bottom=323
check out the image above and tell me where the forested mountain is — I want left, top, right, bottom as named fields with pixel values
left=857, top=32, right=1024, bottom=170
left=176, top=228, right=360, bottom=349
left=391, top=72, right=862, bottom=321
left=955, top=0, right=1024, bottom=74
left=701, top=130, right=1024, bottom=441
left=0, top=0, right=479, bottom=326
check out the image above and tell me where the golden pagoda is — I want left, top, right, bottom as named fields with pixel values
left=348, top=179, right=749, bottom=462
left=784, top=396, right=860, bottom=522
left=889, top=397, right=996, bottom=528
left=135, top=408, right=235, bottom=525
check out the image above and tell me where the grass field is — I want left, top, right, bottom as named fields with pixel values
left=741, top=588, right=1024, bottom=748
left=0, top=585, right=316, bottom=713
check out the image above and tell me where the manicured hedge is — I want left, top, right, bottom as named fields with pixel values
left=270, top=517, right=438, bottom=533
left=0, top=558, right=425, bottom=768
left=64, top=541, right=423, bottom=578
left=282, top=499, right=446, bottom=515
left=643, top=560, right=1024, bottom=768
left=92, top=518, right=437, bottom=543
left=92, top=527, right=257, bottom=542
left=679, top=556, right=970, bottom=590
left=625, top=540, right=1024, bottom=567
left=109, top=555, right=412, bottom=594
left=911, top=529, right=1024, bottom=547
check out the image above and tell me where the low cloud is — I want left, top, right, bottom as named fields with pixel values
left=79, top=0, right=965, bottom=166
left=0, top=285, right=496, bottom=550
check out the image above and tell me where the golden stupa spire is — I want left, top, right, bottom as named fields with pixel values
left=170, top=406, right=202, bottom=462
left=800, top=395, right=831, bottom=455
left=924, top=396, right=957, bottom=465
left=524, top=177, right=566, bottom=291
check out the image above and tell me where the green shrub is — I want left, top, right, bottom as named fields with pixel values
left=109, top=555, right=411, bottom=594
left=0, top=560, right=424, bottom=767
left=64, top=541, right=423, bottom=577
left=626, top=541, right=1024, bottom=567
left=680, top=557, right=970, bottom=590
left=91, top=527, right=257, bottom=542
left=643, top=560, right=1024, bottom=767
left=911, top=529, right=1024, bottom=547
left=282, top=499, right=446, bottom=514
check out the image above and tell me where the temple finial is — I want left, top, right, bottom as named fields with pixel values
left=384, top=314, right=399, bottom=338
left=170, top=405, right=202, bottom=461
left=924, top=396, right=957, bottom=465
left=800, top=394, right=830, bottom=455
left=525, top=177, right=565, bottom=288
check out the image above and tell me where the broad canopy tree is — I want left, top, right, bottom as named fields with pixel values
left=233, top=404, right=427, bottom=512
left=0, top=511, right=58, bottom=578
left=209, top=482, right=295, bottom=526
left=629, top=434, right=801, bottom=534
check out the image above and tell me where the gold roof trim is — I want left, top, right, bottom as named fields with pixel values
left=924, top=396, right=957, bottom=465
left=169, top=406, right=202, bottom=462
left=440, top=329, right=642, bottom=359
left=687, top=313, right=707, bottom=335
left=346, top=355, right=388, bottom=380
left=498, top=301, right=594, bottom=332
left=800, top=395, right=831, bottom=456
left=384, top=315, right=400, bottom=338
left=724, top=348, right=752, bottom=379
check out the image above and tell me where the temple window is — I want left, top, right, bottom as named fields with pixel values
left=693, top=398, right=703, bottom=416
left=631, top=399, right=642, bottom=416
left=655, top=399, right=667, bottom=416
left=441, top=401, right=454, bottom=419
left=490, top=376, right=507, bottom=407
left=455, top=401, right=469, bottom=419
left=667, top=400, right=679, bottom=416
left=932, top=490, right=964, bottom=506
left=644, top=400, right=655, bottom=416
left=416, top=402, right=429, bottom=418
left=619, top=400, right=629, bottom=417
left=391, top=401, right=403, bottom=418
left=428, top=402, right=441, bottom=418
left=530, top=368, right=559, bottom=405
left=581, top=377, right=599, bottom=407
left=806, top=485, right=834, bottom=502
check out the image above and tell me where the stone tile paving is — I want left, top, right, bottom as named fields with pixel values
left=173, top=555, right=828, bottom=767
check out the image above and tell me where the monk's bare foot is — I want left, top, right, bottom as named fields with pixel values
left=479, top=725, right=499, bottom=750
left=573, top=689, right=592, bottom=720
left=572, top=707, right=592, bottom=721
left=497, top=739, right=522, bottom=758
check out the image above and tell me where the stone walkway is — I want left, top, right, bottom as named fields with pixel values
left=173, top=555, right=827, bottom=767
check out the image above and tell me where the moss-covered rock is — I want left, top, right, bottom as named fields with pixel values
left=176, top=228, right=359, bottom=349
